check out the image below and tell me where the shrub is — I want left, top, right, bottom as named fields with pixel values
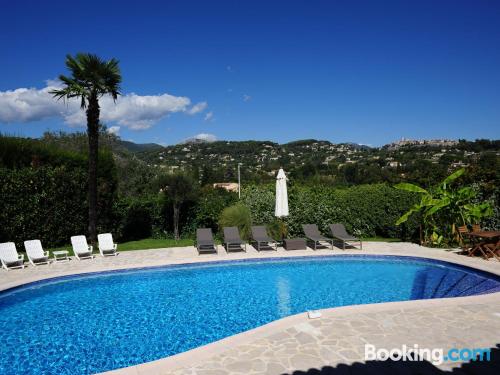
left=266, top=218, right=289, bottom=241
left=111, top=197, right=166, bottom=242
left=218, top=204, right=252, bottom=240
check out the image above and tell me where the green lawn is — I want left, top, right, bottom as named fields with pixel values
left=117, top=238, right=194, bottom=251
left=48, top=237, right=194, bottom=255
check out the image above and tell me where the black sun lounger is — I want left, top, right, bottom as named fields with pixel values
left=223, top=227, right=247, bottom=252
left=302, top=224, right=334, bottom=250
left=196, top=228, right=218, bottom=254
left=329, top=223, right=362, bottom=250
left=251, top=226, right=278, bottom=251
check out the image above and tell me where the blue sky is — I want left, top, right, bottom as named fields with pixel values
left=0, top=0, right=499, bottom=146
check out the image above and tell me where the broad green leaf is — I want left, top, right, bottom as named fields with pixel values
left=425, top=200, right=450, bottom=216
left=395, top=210, right=413, bottom=225
left=442, top=168, right=465, bottom=186
left=395, top=204, right=421, bottom=225
left=394, top=183, right=428, bottom=194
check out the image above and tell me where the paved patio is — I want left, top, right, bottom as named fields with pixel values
left=167, top=298, right=500, bottom=375
left=1, top=242, right=499, bottom=375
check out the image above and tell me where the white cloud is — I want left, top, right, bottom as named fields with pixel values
left=107, top=126, right=120, bottom=135
left=243, top=94, right=252, bottom=102
left=204, top=111, right=214, bottom=122
left=186, top=101, right=207, bottom=115
left=186, top=133, right=217, bottom=143
left=0, top=82, right=72, bottom=123
left=0, top=80, right=206, bottom=130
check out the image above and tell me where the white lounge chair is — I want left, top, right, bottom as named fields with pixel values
left=0, top=242, right=25, bottom=270
left=24, top=240, right=50, bottom=266
left=97, top=233, right=119, bottom=257
left=71, top=235, right=95, bottom=260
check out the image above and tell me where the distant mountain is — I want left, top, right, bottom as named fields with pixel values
left=116, top=140, right=163, bottom=153
left=182, top=133, right=218, bottom=144
left=38, top=131, right=163, bottom=156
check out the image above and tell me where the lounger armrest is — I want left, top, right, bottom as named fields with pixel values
left=88, top=245, right=93, bottom=253
left=113, top=243, right=117, bottom=251
left=18, top=254, right=25, bottom=261
left=43, top=251, right=50, bottom=258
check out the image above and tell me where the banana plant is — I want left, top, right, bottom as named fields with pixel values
left=394, top=168, right=493, bottom=246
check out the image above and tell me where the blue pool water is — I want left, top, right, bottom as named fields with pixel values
left=0, top=255, right=499, bottom=374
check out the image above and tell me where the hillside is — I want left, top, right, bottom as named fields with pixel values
left=5, top=132, right=499, bottom=189
left=139, top=138, right=500, bottom=187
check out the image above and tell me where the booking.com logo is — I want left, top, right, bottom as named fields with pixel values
left=365, top=344, right=491, bottom=365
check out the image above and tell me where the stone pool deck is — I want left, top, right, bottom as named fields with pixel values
left=1, top=242, right=499, bottom=375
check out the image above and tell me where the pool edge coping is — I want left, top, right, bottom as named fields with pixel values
left=1, top=247, right=500, bottom=294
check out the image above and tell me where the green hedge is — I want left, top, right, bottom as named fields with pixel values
left=0, top=162, right=419, bottom=248
left=105, top=184, right=420, bottom=242
left=0, top=163, right=118, bottom=248
left=242, top=184, right=420, bottom=239
left=0, top=136, right=118, bottom=248
left=0, top=166, right=87, bottom=248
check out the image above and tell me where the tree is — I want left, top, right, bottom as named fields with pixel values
left=395, top=168, right=493, bottom=246
left=158, top=173, right=198, bottom=240
left=51, top=53, right=121, bottom=243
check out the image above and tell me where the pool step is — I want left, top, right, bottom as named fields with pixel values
left=410, top=268, right=499, bottom=300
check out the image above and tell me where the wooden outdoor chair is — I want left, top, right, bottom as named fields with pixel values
left=484, top=240, right=500, bottom=261
left=457, top=225, right=470, bottom=251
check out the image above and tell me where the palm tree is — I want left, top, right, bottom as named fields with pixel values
left=51, top=53, right=121, bottom=243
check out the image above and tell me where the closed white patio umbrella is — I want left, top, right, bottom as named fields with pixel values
left=275, top=168, right=289, bottom=217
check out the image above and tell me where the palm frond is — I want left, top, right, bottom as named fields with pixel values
left=51, top=53, right=122, bottom=107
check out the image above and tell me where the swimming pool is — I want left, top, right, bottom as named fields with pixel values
left=0, top=255, right=499, bottom=374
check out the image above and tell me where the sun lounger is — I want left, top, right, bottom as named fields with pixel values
left=223, top=227, right=247, bottom=252
left=302, top=224, right=334, bottom=250
left=71, top=235, right=95, bottom=260
left=329, top=223, right=362, bottom=250
left=251, top=226, right=278, bottom=251
left=24, top=240, right=50, bottom=266
left=97, top=233, right=119, bottom=256
left=196, top=228, right=218, bottom=254
left=0, top=242, right=25, bottom=270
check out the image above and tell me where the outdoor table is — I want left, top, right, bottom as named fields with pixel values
left=465, top=231, right=500, bottom=261
left=53, top=250, right=69, bottom=263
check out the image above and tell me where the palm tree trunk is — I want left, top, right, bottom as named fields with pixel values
left=173, top=204, right=180, bottom=240
left=87, top=93, right=100, bottom=244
